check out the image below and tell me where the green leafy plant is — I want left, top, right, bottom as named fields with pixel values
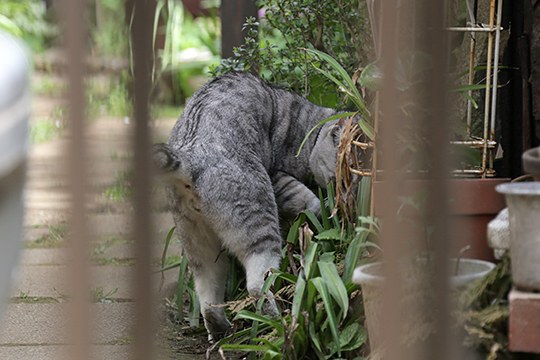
left=0, top=0, right=56, bottom=52
left=152, top=0, right=220, bottom=105
left=212, top=0, right=373, bottom=109
left=210, top=180, right=376, bottom=359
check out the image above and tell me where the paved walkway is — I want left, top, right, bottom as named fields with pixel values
left=0, top=73, right=201, bottom=359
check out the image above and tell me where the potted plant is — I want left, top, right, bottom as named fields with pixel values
left=353, top=256, right=495, bottom=351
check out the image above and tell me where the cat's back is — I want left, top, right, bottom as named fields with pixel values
left=180, top=72, right=273, bottom=130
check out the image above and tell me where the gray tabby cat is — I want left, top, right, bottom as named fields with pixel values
left=154, top=72, right=343, bottom=341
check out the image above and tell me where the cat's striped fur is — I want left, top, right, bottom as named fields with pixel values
left=154, top=72, right=342, bottom=341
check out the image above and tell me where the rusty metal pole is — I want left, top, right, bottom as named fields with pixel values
left=61, top=0, right=91, bottom=358
left=423, top=0, right=453, bottom=358
left=130, top=0, right=156, bottom=359
left=378, top=0, right=410, bottom=358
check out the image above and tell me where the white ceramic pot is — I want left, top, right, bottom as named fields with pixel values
left=0, top=31, right=30, bottom=315
left=496, top=182, right=540, bottom=291
left=352, top=258, right=495, bottom=351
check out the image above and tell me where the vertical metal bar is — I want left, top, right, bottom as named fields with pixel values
left=424, top=0, right=453, bottom=358
left=130, top=0, right=156, bottom=359
left=481, top=0, right=496, bottom=177
left=466, top=32, right=476, bottom=137
left=489, top=0, right=503, bottom=169
left=464, top=0, right=478, bottom=134
left=62, top=0, right=90, bottom=358
left=378, top=0, right=410, bottom=358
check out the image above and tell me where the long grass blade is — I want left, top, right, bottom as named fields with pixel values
left=291, top=272, right=306, bottom=319
left=318, top=261, right=349, bottom=319
left=311, top=277, right=341, bottom=356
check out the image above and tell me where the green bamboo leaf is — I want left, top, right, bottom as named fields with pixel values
left=318, top=188, right=330, bottom=229
left=306, top=279, right=317, bottom=310
left=458, top=91, right=479, bottom=109
left=160, top=226, right=176, bottom=269
left=291, top=272, right=306, bottom=319
left=175, top=255, right=189, bottom=319
left=235, top=310, right=283, bottom=334
left=326, top=183, right=340, bottom=228
left=357, top=177, right=372, bottom=217
left=357, top=216, right=379, bottom=230
left=0, top=15, right=22, bottom=37
left=286, top=213, right=305, bottom=244
left=220, top=344, right=272, bottom=352
left=315, top=228, right=342, bottom=240
left=308, top=321, right=324, bottom=357
left=344, top=230, right=368, bottom=283
left=340, top=322, right=368, bottom=351
left=252, top=337, right=280, bottom=352
left=318, top=261, right=349, bottom=320
left=303, top=242, right=319, bottom=279
left=304, top=48, right=362, bottom=102
left=357, top=117, right=376, bottom=141
left=304, top=209, right=324, bottom=233
left=311, top=277, right=341, bottom=356
left=304, top=48, right=370, bottom=118
left=275, top=271, right=298, bottom=284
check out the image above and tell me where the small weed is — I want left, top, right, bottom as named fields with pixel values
left=97, top=235, right=133, bottom=246
left=30, top=119, right=62, bottom=144
left=103, top=171, right=132, bottom=202
left=11, top=295, right=59, bottom=304
left=162, top=255, right=181, bottom=267
left=91, top=243, right=108, bottom=258
left=92, top=257, right=135, bottom=266
left=26, top=223, right=67, bottom=248
left=109, top=151, right=132, bottom=162
left=108, top=336, right=134, bottom=345
left=107, top=84, right=131, bottom=117
left=32, top=76, right=64, bottom=96
left=91, top=287, right=118, bottom=303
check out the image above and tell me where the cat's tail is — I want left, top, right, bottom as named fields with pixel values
left=152, top=143, right=193, bottom=185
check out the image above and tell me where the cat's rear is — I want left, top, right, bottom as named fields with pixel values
left=154, top=72, right=342, bottom=342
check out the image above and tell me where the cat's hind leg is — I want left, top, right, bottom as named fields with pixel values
left=172, top=215, right=231, bottom=342
left=197, top=163, right=283, bottom=318
left=190, top=254, right=231, bottom=341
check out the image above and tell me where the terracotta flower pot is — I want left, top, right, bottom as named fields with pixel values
left=373, top=178, right=509, bottom=261
left=522, top=147, right=540, bottom=180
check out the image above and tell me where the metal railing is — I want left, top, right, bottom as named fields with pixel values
left=57, top=0, right=480, bottom=359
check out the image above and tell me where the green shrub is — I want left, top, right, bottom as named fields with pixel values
left=0, top=0, right=56, bottom=52
left=212, top=0, right=373, bottom=109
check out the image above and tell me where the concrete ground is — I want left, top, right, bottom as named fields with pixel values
left=0, top=71, right=205, bottom=359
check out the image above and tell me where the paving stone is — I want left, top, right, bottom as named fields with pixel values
left=89, top=213, right=174, bottom=237
left=11, top=265, right=177, bottom=300
left=0, top=345, right=134, bottom=360
left=0, top=304, right=67, bottom=344
left=20, top=249, right=69, bottom=265
left=11, top=265, right=68, bottom=298
left=0, top=303, right=134, bottom=345
left=23, top=227, right=50, bottom=242
left=23, top=209, right=67, bottom=228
